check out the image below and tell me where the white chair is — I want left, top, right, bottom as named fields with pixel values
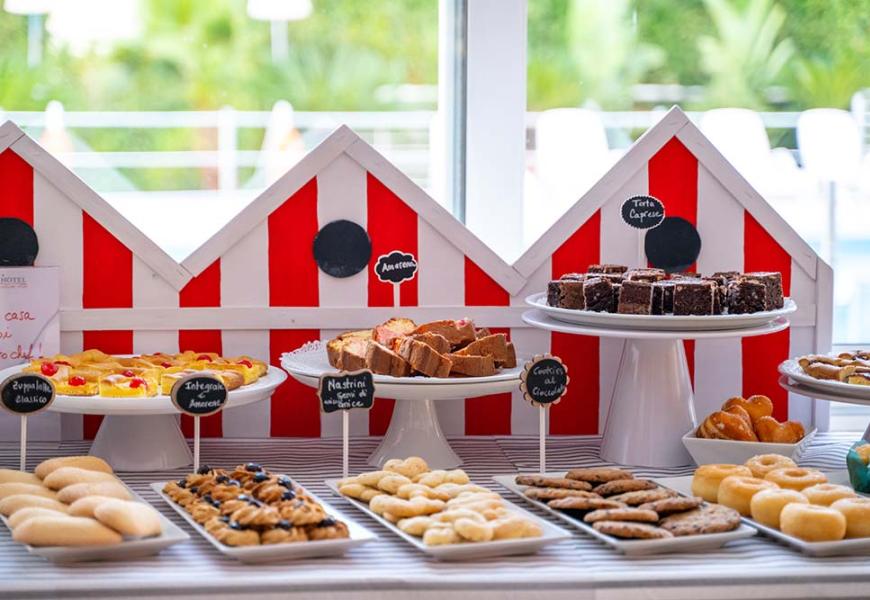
left=527, top=108, right=620, bottom=243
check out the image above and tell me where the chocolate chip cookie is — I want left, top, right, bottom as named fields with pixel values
left=547, top=496, right=626, bottom=511
left=638, top=496, right=704, bottom=515
left=566, top=468, right=633, bottom=484
left=593, top=479, right=658, bottom=496
left=659, top=504, right=741, bottom=536
left=592, top=520, right=673, bottom=539
left=583, top=508, right=659, bottom=524
left=515, top=475, right=593, bottom=491
left=523, top=488, right=598, bottom=501
left=608, top=488, right=676, bottom=506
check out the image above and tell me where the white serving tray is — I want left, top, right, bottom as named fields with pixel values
left=494, top=473, right=756, bottom=556
left=779, top=358, right=870, bottom=402
left=658, top=472, right=870, bottom=557
left=527, top=292, right=796, bottom=332
left=682, top=427, right=817, bottom=466
left=152, top=482, right=376, bottom=563
left=325, top=479, right=571, bottom=560
left=0, top=484, right=189, bottom=563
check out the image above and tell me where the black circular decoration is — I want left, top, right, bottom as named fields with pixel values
left=0, top=218, right=38, bottom=266
left=621, top=195, right=665, bottom=229
left=644, top=216, right=702, bottom=273
left=312, top=220, right=371, bottom=278
left=1, top=374, right=55, bottom=415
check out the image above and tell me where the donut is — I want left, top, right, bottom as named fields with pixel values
left=749, top=488, right=807, bottom=528
left=831, top=497, right=870, bottom=538
left=691, top=464, right=753, bottom=503
left=801, top=483, right=857, bottom=507
left=717, top=476, right=778, bottom=516
left=779, top=503, right=846, bottom=542
left=744, top=454, right=797, bottom=479
left=764, top=467, right=828, bottom=491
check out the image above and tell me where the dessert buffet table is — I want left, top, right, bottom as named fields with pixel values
left=2, top=435, right=869, bottom=600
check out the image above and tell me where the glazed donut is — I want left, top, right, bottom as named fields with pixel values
left=717, top=476, right=778, bottom=516
left=801, top=483, right=857, bottom=506
left=779, top=503, right=846, bottom=542
left=691, top=464, right=753, bottom=503
left=764, top=467, right=828, bottom=491
left=744, top=454, right=797, bottom=479
left=749, top=488, right=808, bottom=528
left=831, top=497, right=870, bottom=538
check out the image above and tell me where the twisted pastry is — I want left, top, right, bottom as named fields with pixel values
left=229, top=463, right=265, bottom=485
left=306, top=517, right=350, bottom=540
left=189, top=499, right=221, bottom=524
left=231, top=504, right=282, bottom=529
left=210, top=481, right=245, bottom=502
left=279, top=498, right=326, bottom=526
left=219, top=494, right=262, bottom=516
left=261, top=520, right=308, bottom=544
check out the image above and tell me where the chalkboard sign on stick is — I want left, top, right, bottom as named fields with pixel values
left=318, top=370, right=375, bottom=413
left=621, top=195, right=665, bottom=230
left=0, top=373, right=55, bottom=415
left=170, top=374, right=228, bottom=416
left=375, top=250, right=418, bottom=284
left=520, top=355, right=569, bottom=408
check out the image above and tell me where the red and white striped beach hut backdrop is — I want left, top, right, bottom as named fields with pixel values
left=0, top=106, right=833, bottom=442
left=514, top=106, right=833, bottom=435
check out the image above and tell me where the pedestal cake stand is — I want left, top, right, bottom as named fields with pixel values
left=282, top=341, right=523, bottom=469
left=523, top=293, right=796, bottom=468
left=0, top=365, right=287, bottom=471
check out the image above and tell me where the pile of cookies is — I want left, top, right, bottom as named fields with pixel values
left=693, top=454, right=870, bottom=542
left=24, top=349, right=268, bottom=397
left=338, top=457, right=542, bottom=545
left=515, top=468, right=741, bottom=540
left=0, top=456, right=162, bottom=546
left=797, top=351, right=870, bottom=387
left=163, top=463, right=348, bottom=546
left=695, top=395, right=805, bottom=443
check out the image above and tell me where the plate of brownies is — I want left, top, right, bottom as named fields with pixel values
left=535, top=264, right=796, bottom=331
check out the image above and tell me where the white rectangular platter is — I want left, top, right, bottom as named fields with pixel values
left=152, top=482, right=376, bottom=563
left=0, top=483, right=189, bottom=563
left=325, top=478, right=571, bottom=561
left=658, top=472, right=870, bottom=557
left=494, top=473, right=756, bottom=556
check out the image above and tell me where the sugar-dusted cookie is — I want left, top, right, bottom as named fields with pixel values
left=57, top=481, right=132, bottom=504
left=491, top=515, right=542, bottom=540
left=34, top=456, right=113, bottom=480
left=454, top=517, right=494, bottom=542
left=43, top=467, right=117, bottom=491
left=0, top=469, right=42, bottom=486
left=638, top=496, right=704, bottom=515
left=432, top=508, right=486, bottom=524
left=415, top=469, right=470, bottom=487
left=583, top=508, right=659, bottom=524
left=422, top=525, right=459, bottom=545
left=13, top=515, right=123, bottom=546
left=0, top=494, right=68, bottom=516
left=0, top=483, right=56, bottom=501
left=8, top=507, right=71, bottom=529
left=592, top=520, right=673, bottom=539
left=566, top=468, right=634, bottom=484
left=368, top=494, right=445, bottom=518
left=93, top=499, right=162, bottom=538
left=515, top=475, right=593, bottom=491
left=376, top=474, right=412, bottom=494
left=524, top=487, right=598, bottom=501
left=355, top=470, right=392, bottom=488
left=397, top=516, right=436, bottom=536
left=659, top=504, right=741, bottom=536
left=607, top=488, right=677, bottom=506
left=338, top=482, right=383, bottom=503
left=383, top=457, right=429, bottom=479
left=593, top=479, right=658, bottom=497
left=396, top=483, right=450, bottom=501
left=547, top=496, right=626, bottom=511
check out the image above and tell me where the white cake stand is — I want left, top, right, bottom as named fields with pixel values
left=778, top=374, right=870, bottom=441
left=281, top=342, right=522, bottom=469
left=522, top=305, right=792, bottom=468
left=0, top=365, right=287, bottom=471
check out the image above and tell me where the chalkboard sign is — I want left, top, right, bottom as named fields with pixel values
left=644, top=216, right=702, bottom=273
left=0, top=218, right=39, bottom=266
left=170, top=374, right=228, bottom=417
left=520, top=355, right=569, bottom=407
left=312, top=220, right=372, bottom=278
left=375, top=250, right=418, bottom=284
left=0, top=373, right=55, bottom=415
left=318, top=370, right=376, bottom=413
left=622, top=195, right=665, bottom=230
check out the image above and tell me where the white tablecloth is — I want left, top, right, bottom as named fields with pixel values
left=1, top=434, right=868, bottom=599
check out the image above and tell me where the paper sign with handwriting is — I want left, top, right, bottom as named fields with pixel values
left=0, top=267, right=60, bottom=369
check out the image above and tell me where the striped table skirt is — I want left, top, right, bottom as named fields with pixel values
left=1, top=433, right=869, bottom=600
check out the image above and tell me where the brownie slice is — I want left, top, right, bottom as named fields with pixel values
left=617, top=280, right=653, bottom=315
left=583, top=277, right=613, bottom=312
left=626, top=268, right=666, bottom=283
left=652, top=281, right=676, bottom=315
left=727, top=278, right=767, bottom=314
left=547, top=279, right=586, bottom=309
left=712, top=271, right=740, bottom=282
left=588, top=264, right=627, bottom=274
left=743, top=271, right=784, bottom=309
left=547, top=280, right=562, bottom=307
left=673, top=280, right=716, bottom=316
left=701, top=276, right=727, bottom=315
left=610, top=283, right=621, bottom=313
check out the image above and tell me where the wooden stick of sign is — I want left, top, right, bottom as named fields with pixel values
left=0, top=373, right=55, bottom=472
left=318, top=369, right=376, bottom=479
left=170, top=374, right=228, bottom=471
left=520, top=355, right=569, bottom=474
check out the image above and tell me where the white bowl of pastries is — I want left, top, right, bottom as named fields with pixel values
left=682, top=394, right=815, bottom=466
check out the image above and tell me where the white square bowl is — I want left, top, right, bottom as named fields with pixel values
left=682, top=427, right=817, bottom=466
